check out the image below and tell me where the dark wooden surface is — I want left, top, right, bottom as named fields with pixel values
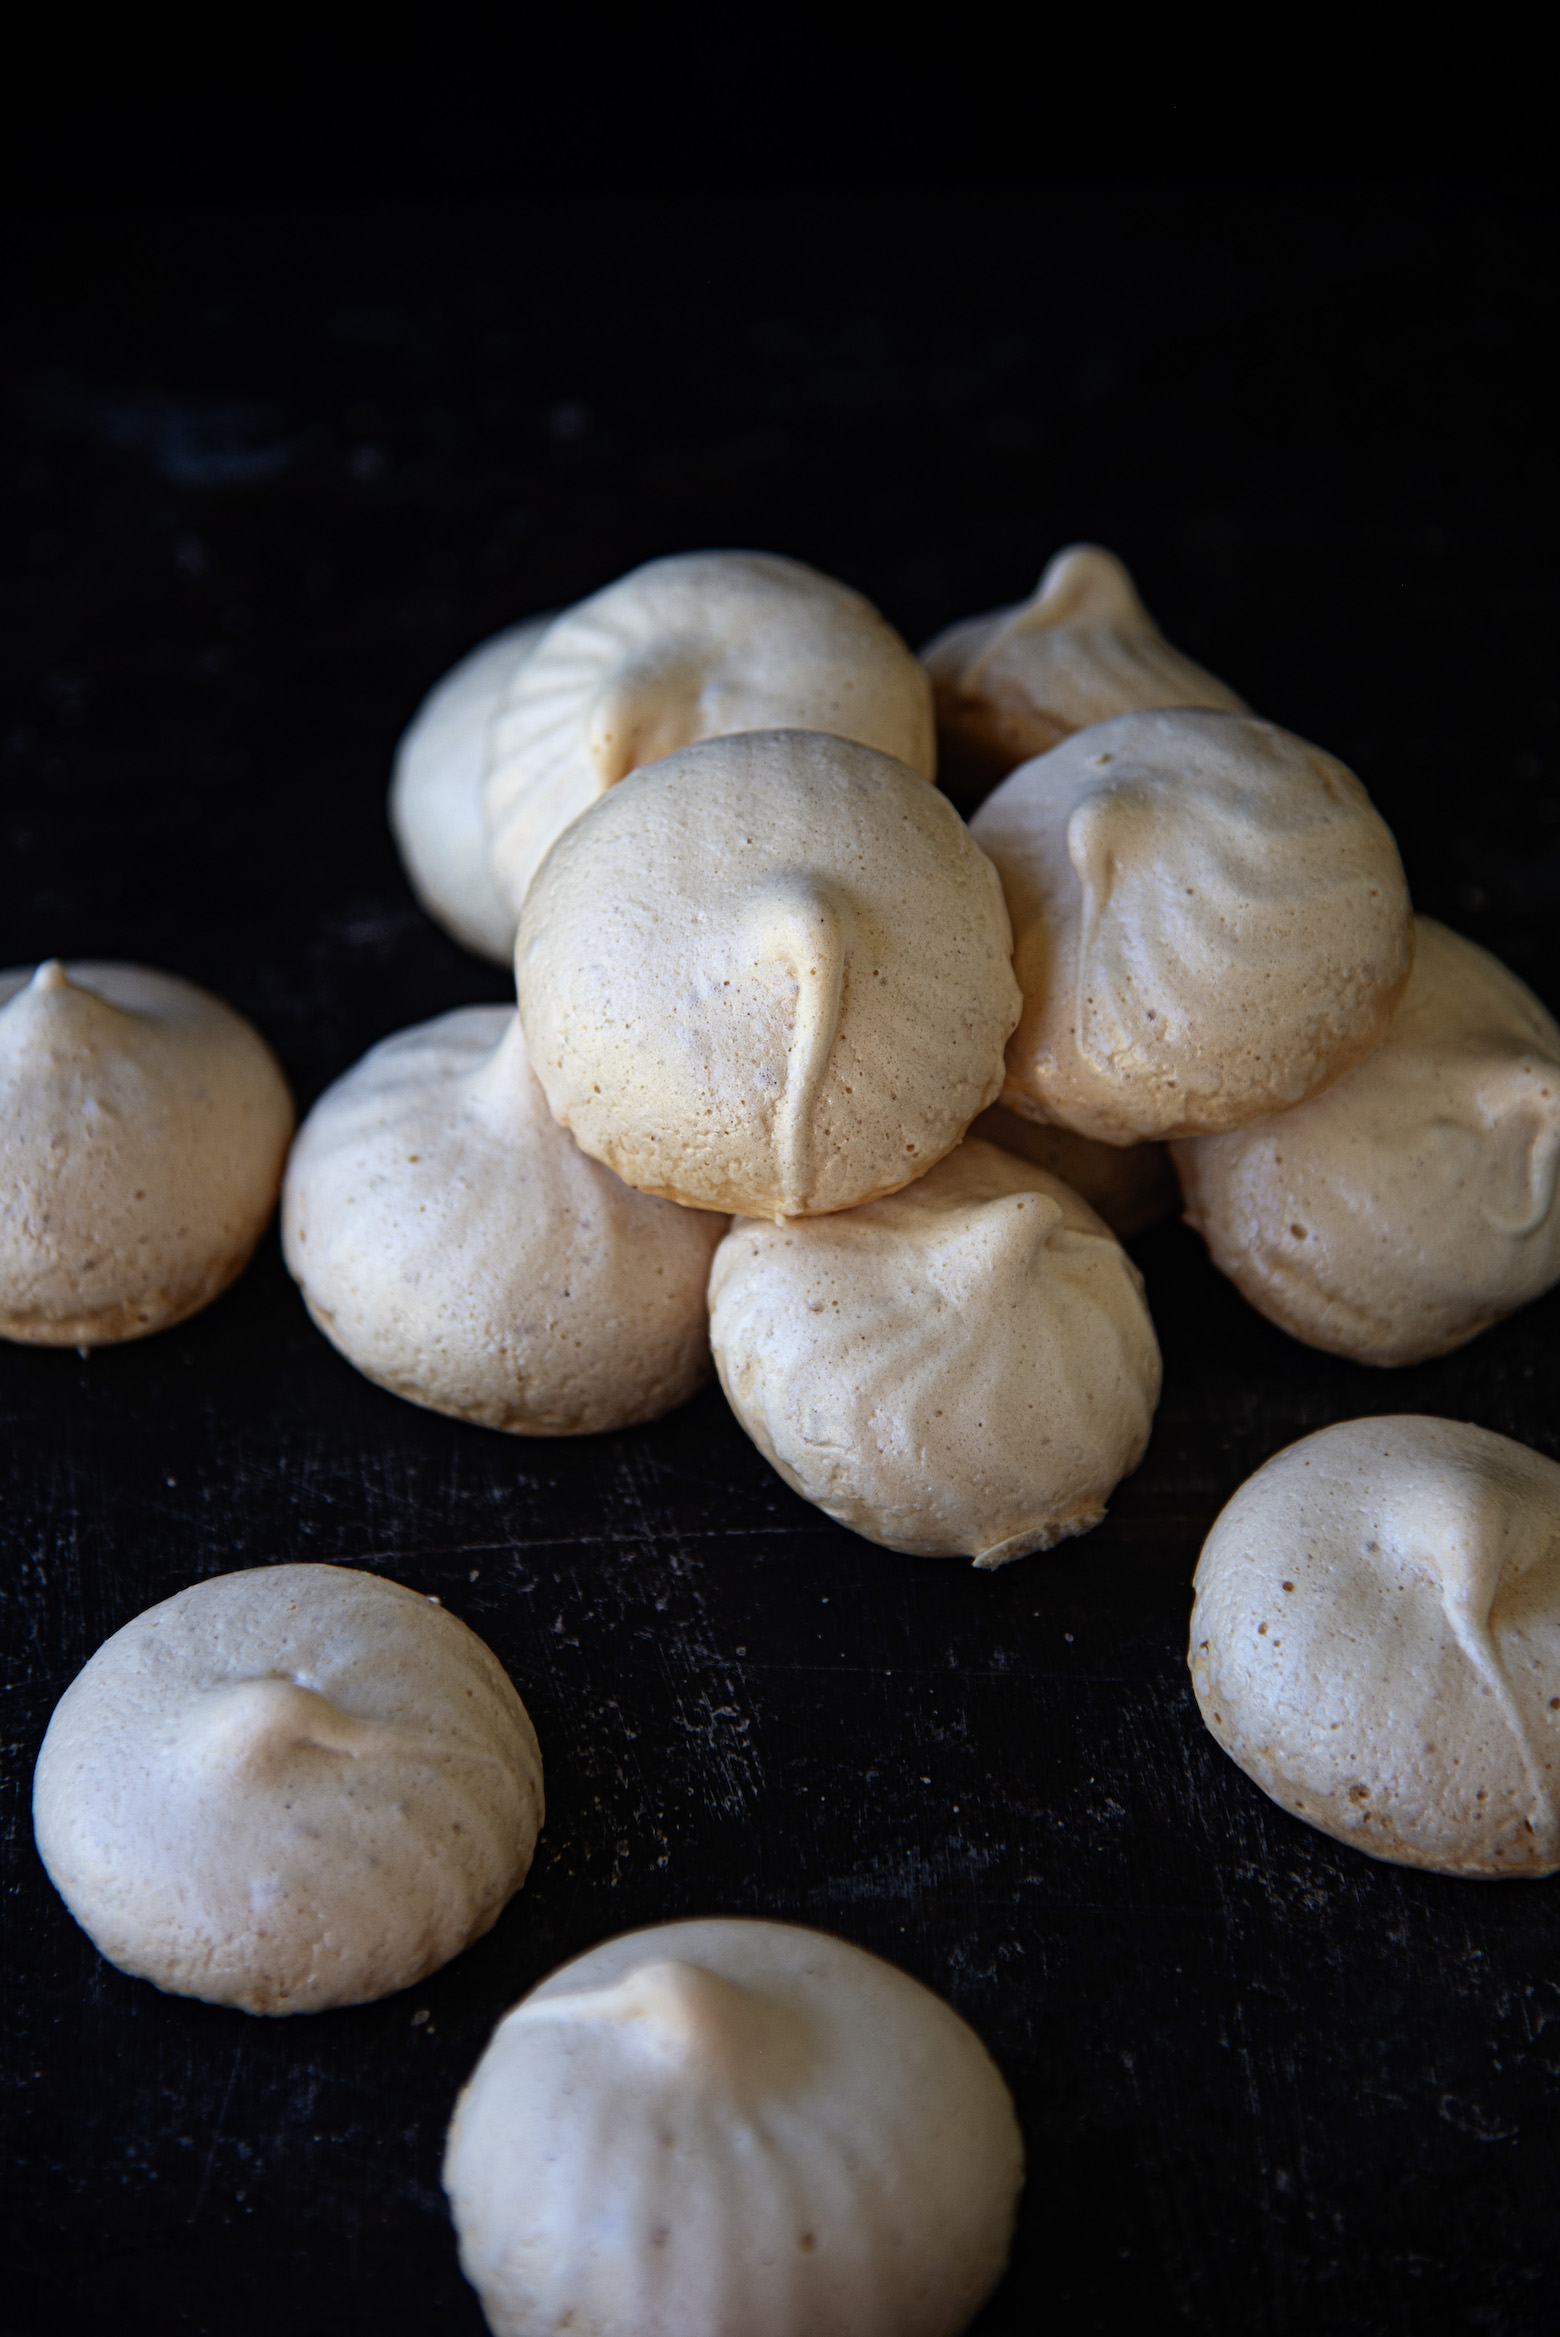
left=3, top=187, right=1559, bottom=2337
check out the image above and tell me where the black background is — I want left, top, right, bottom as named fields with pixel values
left=3, top=182, right=1560, bottom=2335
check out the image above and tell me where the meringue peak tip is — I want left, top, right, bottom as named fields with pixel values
left=518, top=1957, right=807, bottom=2086
left=30, top=958, right=71, bottom=994
left=1029, top=542, right=1146, bottom=627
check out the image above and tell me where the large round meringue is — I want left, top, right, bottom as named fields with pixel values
left=483, top=550, right=935, bottom=916
left=1174, top=920, right=1560, bottom=1366
left=922, top=543, right=1247, bottom=801
left=444, top=1917, right=1024, bottom=2337
left=283, top=1007, right=726, bottom=1433
left=708, top=1137, right=1160, bottom=1563
left=1190, top=1417, right=1560, bottom=1876
left=0, top=959, right=294, bottom=1346
left=971, top=709, right=1413, bottom=1144
left=389, top=616, right=552, bottom=962
left=33, top=1563, right=545, bottom=2012
left=517, top=731, right=1020, bottom=1221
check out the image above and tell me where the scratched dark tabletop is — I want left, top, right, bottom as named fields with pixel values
left=3, top=187, right=1559, bottom=2337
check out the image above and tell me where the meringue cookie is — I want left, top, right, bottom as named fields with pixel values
left=1190, top=1417, right=1560, bottom=1876
left=518, top=730, right=1020, bottom=1220
left=390, top=616, right=552, bottom=962
left=445, top=1917, right=1023, bottom=2337
left=33, top=1563, right=544, bottom=2012
left=0, top=959, right=294, bottom=1346
left=971, top=709, right=1413, bottom=1144
left=708, top=1137, right=1160, bottom=1563
left=283, top=1007, right=725, bottom=1433
left=922, top=544, right=1247, bottom=800
left=484, top=550, right=935, bottom=916
left=971, top=1102, right=1178, bottom=1238
left=1174, top=920, right=1560, bottom=1366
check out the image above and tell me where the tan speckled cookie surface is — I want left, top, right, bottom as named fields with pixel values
left=1190, top=1417, right=1560, bottom=1876
left=517, top=730, right=1020, bottom=1219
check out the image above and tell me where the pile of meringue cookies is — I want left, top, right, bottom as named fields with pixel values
left=9, top=544, right=1560, bottom=2336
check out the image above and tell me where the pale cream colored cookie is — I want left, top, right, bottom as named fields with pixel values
left=283, top=1007, right=726, bottom=1433
left=484, top=551, right=936, bottom=916
left=33, top=1563, right=545, bottom=2012
left=971, top=1102, right=1178, bottom=1238
left=390, top=616, right=552, bottom=962
left=445, top=1917, right=1023, bottom=2337
left=519, top=730, right=1020, bottom=1220
left=0, top=960, right=294, bottom=1346
left=922, top=544, right=1247, bottom=800
left=1190, top=1417, right=1560, bottom=1876
left=1175, top=920, right=1560, bottom=1366
left=971, top=709, right=1413, bottom=1144
left=708, top=1138, right=1160, bottom=1563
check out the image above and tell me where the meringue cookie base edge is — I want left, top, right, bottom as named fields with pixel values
left=294, top=1283, right=715, bottom=1437
left=972, top=1510, right=1106, bottom=1570
left=709, top=1344, right=1112, bottom=1566
left=1171, top=1176, right=1519, bottom=1371
left=3, top=1236, right=274, bottom=1350
left=995, top=943, right=1412, bottom=1150
left=1189, top=1631, right=1560, bottom=1881
left=714, top=1383, right=1116, bottom=1570
left=574, top=1114, right=988, bottom=1227
left=42, top=1841, right=527, bottom=2017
